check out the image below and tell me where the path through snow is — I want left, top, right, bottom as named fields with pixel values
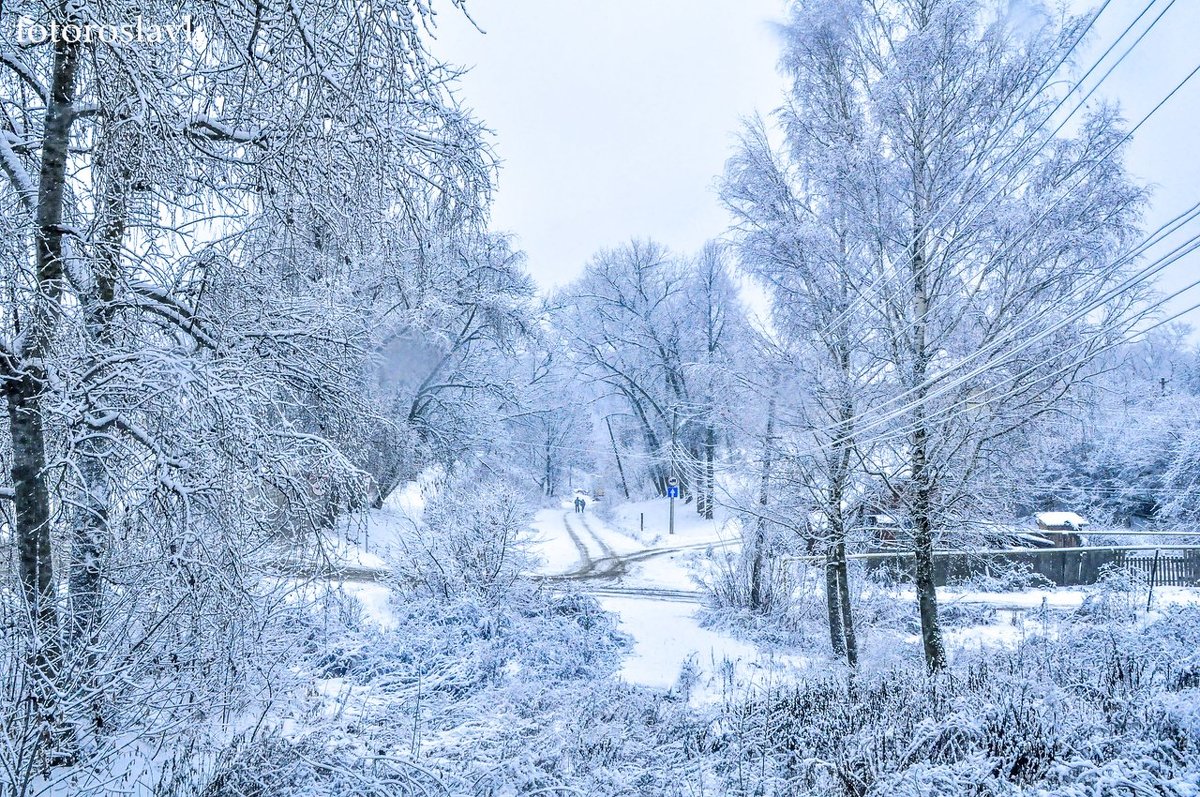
left=527, top=500, right=797, bottom=699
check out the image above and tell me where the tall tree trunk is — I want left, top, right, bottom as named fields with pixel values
left=9, top=378, right=59, bottom=666
left=3, top=5, right=85, bottom=758
left=824, top=437, right=847, bottom=657
left=703, top=423, right=715, bottom=520
left=826, top=477, right=853, bottom=664
left=910, top=167, right=946, bottom=670
left=9, top=0, right=85, bottom=673
left=748, top=398, right=775, bottom=611
left=830, top=365, right=858, bottom=667
left=70, top=142, right=128, bottom=662
left=628, top=394, right=667, bottom=494
left=834, top=538, right=857, bottom=667
left=824, top=548, right=846, bottom=658
left=911, top=414, right=945, bottom=670
left=605, top=415, right=631, bottom=500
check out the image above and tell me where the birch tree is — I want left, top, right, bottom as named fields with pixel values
left=729, top=0, right=1145, bottom=670
left=725, top=116, right=875, bottom=664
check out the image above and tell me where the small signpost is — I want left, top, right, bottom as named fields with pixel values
left=667, top=476, right=679, bottom=535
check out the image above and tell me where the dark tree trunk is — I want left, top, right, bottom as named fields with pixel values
left=748, top=399, right=775, bottom=611
left=911, top=422, right=946, bottom=670
left=829, top=373, right=859, bottom=667
left=8, top=377, right=59, bottom=668
left=9, top=1, right=85, bottom=678
left=628, top=394, right=667, bottom=493
left=824, top=549, right=846, bottom=658
left=70, top=145, right=128, bottom=661
left=909, top=182, right=946, bottom=670
left=834, top=539, right=858, bottom=667
left=605, top=416, right=631, bottom=500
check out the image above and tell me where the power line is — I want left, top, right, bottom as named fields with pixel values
left=811, top=0, right=1161, bottom=338
left=766, top=287, right=1200, bottom=465
left=821, top=58, right=1200, bottom=447
left=745, top=15, right=1200, bottom=457
left=767, top=209, right=1200, bottom=464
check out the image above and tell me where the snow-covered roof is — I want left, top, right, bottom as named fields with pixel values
left=1035, top=511, right=1088, bottom=529
left=1013, top=532, right=1057, bottom=549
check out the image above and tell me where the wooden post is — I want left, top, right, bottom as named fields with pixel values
left=1147, top=549, right=1160, bottom=612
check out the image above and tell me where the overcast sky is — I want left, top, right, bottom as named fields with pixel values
left=433, top=0, right=1200, bottom=330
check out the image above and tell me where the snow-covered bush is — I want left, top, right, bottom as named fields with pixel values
left=969, top=561, right=1058, bottom=593
left=158, top=583, right=644, bottom=796
left=702, top=557, right=838, bottom=651
left=1075, top=563, right=1150, bottom=621
left=937, top=602, right=998, bottom=626
left=158, top=728, right=447, bottom=797
left=704, top=607, right=1200, bottom=796
left=706, top=542, right=800, bottom=616
left=390, top=471, right=535, bottom=601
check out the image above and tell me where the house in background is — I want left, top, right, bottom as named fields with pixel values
left=1034, top=511, right=1088, bottom=548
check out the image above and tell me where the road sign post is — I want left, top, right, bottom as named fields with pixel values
left=667, top=476, right=679, bottom=535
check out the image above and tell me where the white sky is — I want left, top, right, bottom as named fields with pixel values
left=432, top=0, right=1200, bottom=330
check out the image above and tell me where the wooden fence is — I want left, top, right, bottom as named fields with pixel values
left=861, top=546, right=1200, bottom=588
left=1117, top=551, right=1200, bottom=587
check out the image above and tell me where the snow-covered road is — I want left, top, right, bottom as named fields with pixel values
left=528, top=500, right=796, bottom=695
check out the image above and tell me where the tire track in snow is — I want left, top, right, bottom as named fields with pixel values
left=558, top=511, right=596, bottom=576
left=582, top=585, right=703, bottom=604
left=543, top=512, right=625, bottom=580
left=544, top=532, right=738, bottom=585
left=576, top=513, right=617, bottom=559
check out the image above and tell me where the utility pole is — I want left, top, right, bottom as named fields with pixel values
left=605, top=415, right=631, bottom=500
left=668, top=477, right=677, bottom=535
left=669, top=407, right=678, bottom=535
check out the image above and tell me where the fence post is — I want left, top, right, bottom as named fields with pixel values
left=1147, top=549, right=1160, bottom=612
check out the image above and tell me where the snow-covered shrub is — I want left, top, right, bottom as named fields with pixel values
left=969, top=561, right=1057, bottom=592
left=937, top=602, right=997, bottom=626
left=702, top=556, right=837, bottom=651
left=1075, top=563, right=1149, bottom=621
left=158, top=728, right=447, bottom=797
left=704, top=607, right=1200, bottom=796
left=390, top=471, right=535, bottom=601
left=706, top=544, right=800, bottom=615
left=283, top=583, right=652, bottom=791
left=0, top=564, right=317, bottom=797
left=158, top=582, right=656, bottom=796
left=853, top=576, right=921, bottom=634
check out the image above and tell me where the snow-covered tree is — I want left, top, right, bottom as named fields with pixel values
left=0, top=0, right=503, bottom=775
left=726, top=0, right=1146, bottom=670
left=1024, top=327, right=1200, bottom=525
left=553, top=239, right=753, bottom=510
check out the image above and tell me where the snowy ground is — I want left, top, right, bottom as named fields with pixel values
left=330, top=491, right=1200, bottom=702
left=933, top=584, right=1200, bottom=654
left=527, top=495, right=795, bottom=701
left=603, top=495, right=734, bottom=548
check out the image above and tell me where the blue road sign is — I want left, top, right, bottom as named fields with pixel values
left=667, top=486, right=680, bottom=498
